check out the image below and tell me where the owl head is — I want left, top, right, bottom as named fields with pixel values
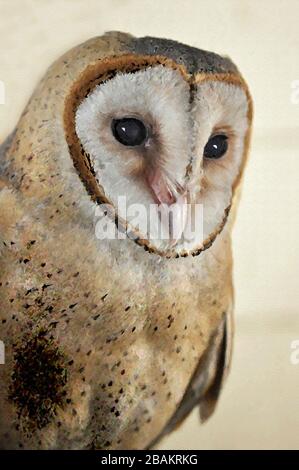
left=13, top=32, right=253, bottom=258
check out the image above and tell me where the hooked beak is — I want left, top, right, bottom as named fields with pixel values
left=147, top=167, right=176, bottom=206
left=147, top=168, right=189, bottom=246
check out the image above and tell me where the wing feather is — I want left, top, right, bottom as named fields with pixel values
left=150, top=304, right=234, bottom=447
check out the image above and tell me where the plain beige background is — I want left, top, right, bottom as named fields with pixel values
left=0, top=0, right=298, bottom=449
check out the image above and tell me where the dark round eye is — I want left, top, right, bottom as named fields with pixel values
left=111, top=117, right=147, bottom=147
left=203, top=134, right=228, bottom=159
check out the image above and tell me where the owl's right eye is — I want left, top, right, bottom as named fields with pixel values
left=111, top=117, right=148, bottom=147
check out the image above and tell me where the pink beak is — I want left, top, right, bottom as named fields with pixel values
left=147, top=168, right=176, bottom=206
left=147, top=168, right=188, bottom=246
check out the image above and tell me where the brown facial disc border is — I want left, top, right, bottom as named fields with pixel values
left=63, top=54, right=252, bottom=258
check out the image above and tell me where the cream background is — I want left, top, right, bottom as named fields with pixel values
left=0, top=0, right=298, bottom=449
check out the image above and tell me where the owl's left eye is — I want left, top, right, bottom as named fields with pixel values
left=203, top=134, right=228, bottom=159
left=111, top=117, right=147, bottom=147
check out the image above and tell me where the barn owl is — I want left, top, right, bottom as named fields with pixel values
left=0, top=32, right=252, bottom=450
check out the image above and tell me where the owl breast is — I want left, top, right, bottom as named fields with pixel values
left=0, top=195, right=231, bottom=449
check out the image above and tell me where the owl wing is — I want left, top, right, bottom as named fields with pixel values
left=0, top=132, right=19, bottom=247
left=0, top=132, right=15, bottom=186
left=151, top=304, right=233, bottom=447
left=199, top=307, right=233, bottom=422
left=0, top=131, right=15, bottom=160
